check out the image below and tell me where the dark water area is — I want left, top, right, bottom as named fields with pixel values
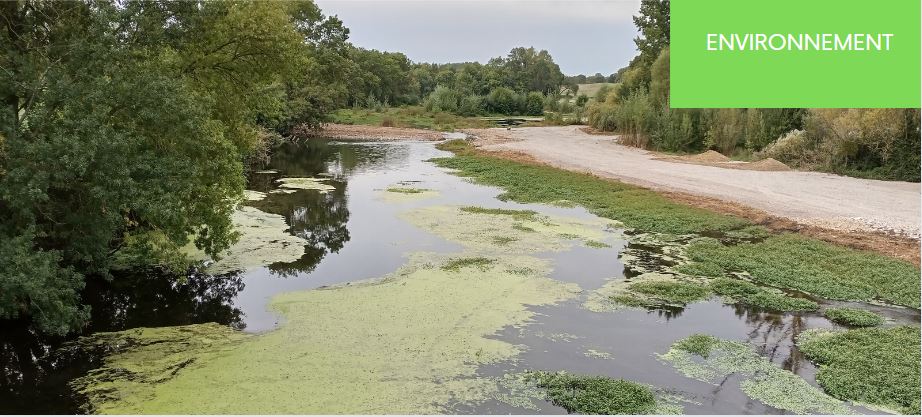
left=1, top=139, right=918, bottom=414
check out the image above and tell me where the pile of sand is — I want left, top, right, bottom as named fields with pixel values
left=686, top=150, right=731, bottom=163
left=746, top=158, right=791, bottom=172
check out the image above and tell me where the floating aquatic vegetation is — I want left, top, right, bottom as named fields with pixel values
left=69, top=323, right=250, bottom=413
left=186, top=206, right=308, bottom=274
left=823, top=307, right=884, bottom=327
left=660, top=335, right=852, bottom=414
left=403, top=205, right=615, bottom=255
left=254, top=169, right=278, bottom=174
left=275, top=177, right=336, bottom=193
left=379, top=186, right=439, bottom=202
left=710, top=277, right=819, bottom=312
left=584, top=240, right=611, bottom=248
left=584, top=349, right=613, bottom=359
left=583, top=273, right=709, bottom=312
left=73, top=253, right=578, bottom=413
left=243, top=190, right=267, bottom=201
left=526, top=371, right=682, bottom=415
left=798, top=326, right=920, bottom=414
left=268, top=188, right=297, bottom=195
left=441, top=256, right=494, bottom=271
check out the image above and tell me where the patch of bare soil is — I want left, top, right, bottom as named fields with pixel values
left=745, top=158, right=791, bottom=172
left=463, top=128, right=522, bottom=146
left=315, top=124, right=442, bottom=141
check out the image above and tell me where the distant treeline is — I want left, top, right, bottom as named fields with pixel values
left=341, top=46, right=567, bottom=116
left=585, top=0, right=920, bottom=182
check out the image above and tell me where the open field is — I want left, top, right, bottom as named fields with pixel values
left=576, top=82, right=617, bottom=98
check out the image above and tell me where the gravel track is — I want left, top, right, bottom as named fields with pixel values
left=479, top=126, right=921, bottom=238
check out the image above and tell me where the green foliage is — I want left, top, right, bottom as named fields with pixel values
left=628, top=280, right=711, bottom=305
left=524, top=92, right=545, bottom=116
left=672, top=334, right=718, bottom=358
left=528, top=371, right=659, bottom=415
left=332, top=107, right=491, bottom=131
left=709, top=278, right=818, bottom=312
left=431, top=147, right=747, bottom=235
left=486, top=87, right=520, bottom=115
left=823, top=308, right=884, bottom=327
left=0, top=1, right=324, bottom=333
left=440, top=257, right=495, bottom=272
left=799, top=326, right=921, bottom=414
left=680, top=236, right=920, bottom=308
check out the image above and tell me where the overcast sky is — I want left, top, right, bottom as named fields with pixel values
left=314, top=0, right=641, bottom=75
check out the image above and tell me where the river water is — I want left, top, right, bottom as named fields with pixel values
left=1, top=140, right=917, bottom=414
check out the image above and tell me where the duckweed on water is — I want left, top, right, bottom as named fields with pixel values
left=73, top=253, right=578, bottom=413
left=661, top=335, right=852, bottom=414
left=710, top=277, right=819, bottom=312
left=275, top=177, right=336, bottom=193
left=679, top=235, right=920, bottom=307
left=386, top=187, right=429, bottom=194
left=380, top=187, right=439, bottom=202
left=441, top=256, right=495, bottom=271
left=628, top=280, right=711, bottom=305
left=460, top=206, right=538, bottom=220
left=243, top=190, right=267, bottom=201
left=186, top=206, right=308, bottom=274
left=527, top=371, right=669, bottom=415
left=823, top=307, right=884, bottom=327
left=798, top=326, right=920, bottom=414
left=403, top=205, right=614, bottom=255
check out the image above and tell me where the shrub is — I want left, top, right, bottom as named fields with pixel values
left=457, top=94, right=485, bottom=116
left=525, top=92, right=545, bottom=116
left=486, top=87, right=519, bottom=114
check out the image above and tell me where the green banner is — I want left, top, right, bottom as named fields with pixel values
left=671, top=0, right=921, bottom=108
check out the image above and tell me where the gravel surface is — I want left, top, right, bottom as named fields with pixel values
left=478, top=126, right=921, bottom=238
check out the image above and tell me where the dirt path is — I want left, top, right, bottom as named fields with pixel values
left=476, top=126, right=921, bottom=239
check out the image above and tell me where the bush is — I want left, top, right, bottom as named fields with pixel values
left=423, top=86, right=460, bottom=113
left=457, top=94, right=485, bottom=116
left=486, top=87, right=519, bottom=114
left=525, top=92, right=545, bottom=116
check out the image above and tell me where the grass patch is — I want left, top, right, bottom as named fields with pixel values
left=431, top=144, right=747, bottom=235
left=798, top=326, right=920, bottom=414
left=440, top=257, right=495, bottom=272
left=709, top=277, right=818, bottom=312
left=628, top=280, right=711, bottom=305
left=460, top=206, right=538, bottom=220
left=680, top=235, right=920, bottom=308
left=527, top=371, right=659, bottom=415
left=824, top=308, right=884, bottom=327
left=386, top=187, right=430, bottom=194
left=672, top=334, right=719, bottom=358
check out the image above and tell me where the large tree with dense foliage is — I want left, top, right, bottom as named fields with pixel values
left=0, top=0, right=330, bottom=334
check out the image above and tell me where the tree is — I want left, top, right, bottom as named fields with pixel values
left=0, top=0, right=310, bottom=334
left=633, top=0, right=670, bottom=64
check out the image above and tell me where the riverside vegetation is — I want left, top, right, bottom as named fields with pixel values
left=433, top=139, right=920, bottom=413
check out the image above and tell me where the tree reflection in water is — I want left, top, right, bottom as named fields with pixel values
left=0, top=267, right=245, bottom=414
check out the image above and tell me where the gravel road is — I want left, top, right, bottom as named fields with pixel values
left=479, top=126, right=921, bottom=238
